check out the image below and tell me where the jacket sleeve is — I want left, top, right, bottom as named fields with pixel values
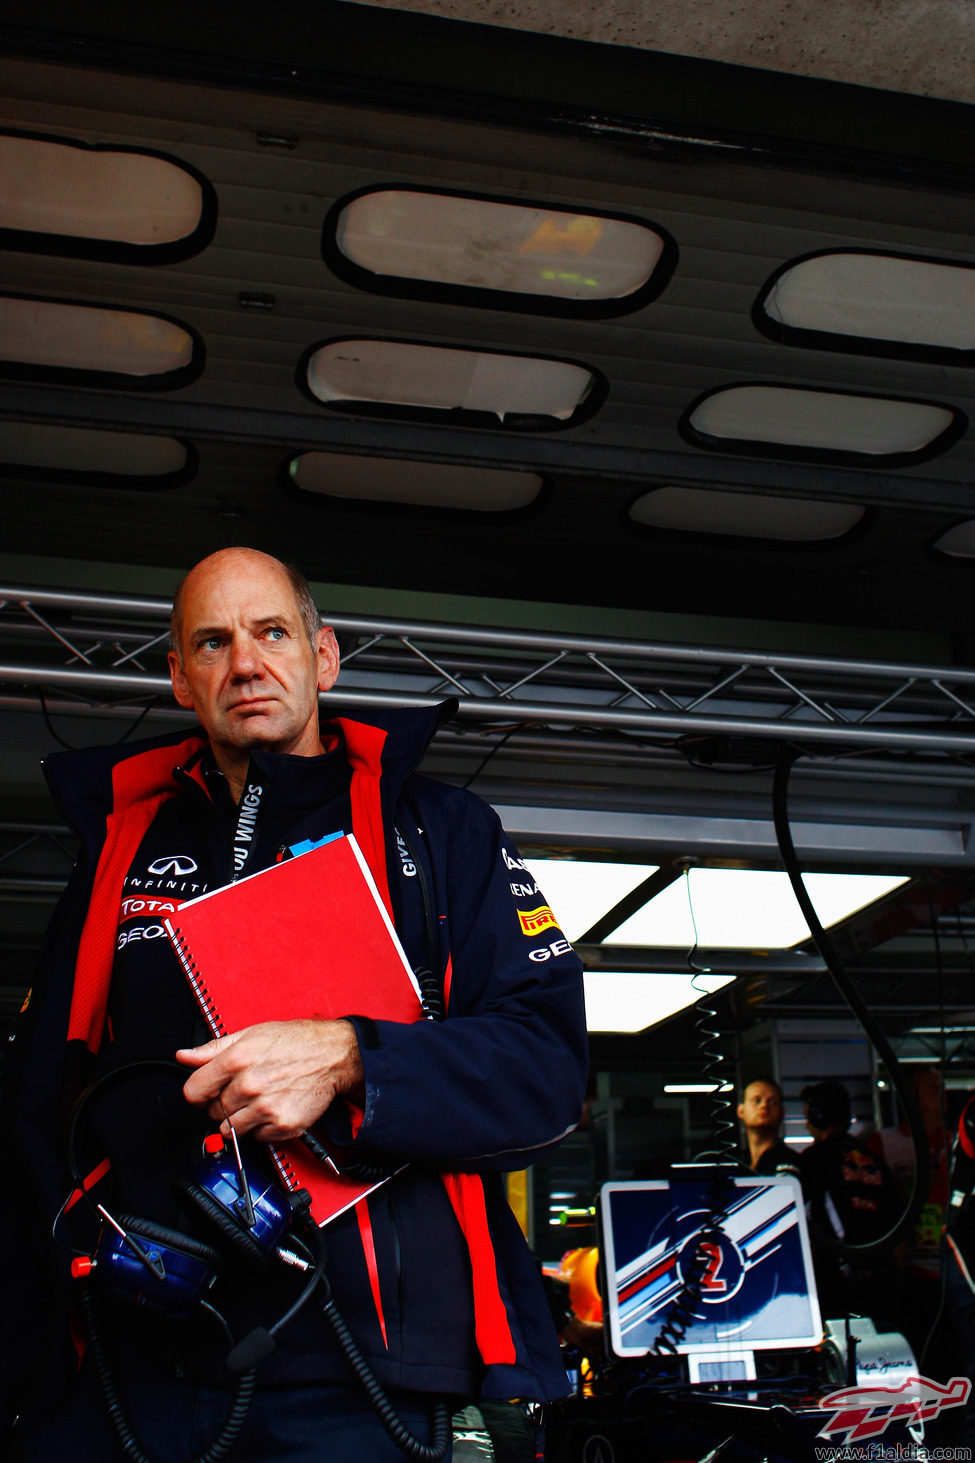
left=338, top=786, right=588, bottom=1172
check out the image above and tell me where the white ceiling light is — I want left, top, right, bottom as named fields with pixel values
left=305, top=339, right=597, bottom=422
left=0, top=421, right=188, bottom=476
left=0, top=133, right=205, bottom=246
left=290, top=452, right=543, bottom=511
left=0, top=296, right=195, bottom=378
left=604, top=868, right=908, bottom=949
left=759, top=251, right=975, bottom=352
left=584, top=970, right=736, bottom=1033
left=523, top=859, right=907, bottom=950
left=664, top=1083, right=734, bottom=1094
left=330, top=187, right=670, bottom=304
left=523, top=858, right=658, bottom=943
left=629, top=485, right=865, bottom=541
left=686, top=384, right=957, bottom=457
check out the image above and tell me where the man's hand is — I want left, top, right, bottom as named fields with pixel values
left=175, top=1017, right=365, bottom=1141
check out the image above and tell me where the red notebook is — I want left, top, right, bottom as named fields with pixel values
left=165, top=833, right=423, bottom=1224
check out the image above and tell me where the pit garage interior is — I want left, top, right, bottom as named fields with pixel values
left=4, top=0, right=975, bottom=1391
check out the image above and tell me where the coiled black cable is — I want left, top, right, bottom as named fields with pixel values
left=653, top=877, right=737, bottom=1356
left=319, top=1282, right=451, bottom=1462
left=75, top=1281, right=256, bottom=1463
left=692, top=976, right=739, bottom=1169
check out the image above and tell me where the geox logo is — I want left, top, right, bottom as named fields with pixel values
left=517, top=905, right=559, bottom=936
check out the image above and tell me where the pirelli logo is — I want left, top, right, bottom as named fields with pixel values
left=517, top=904, right=560, bottom=936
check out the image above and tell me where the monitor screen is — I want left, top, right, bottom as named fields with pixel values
left=599, top=1174, right=822, bottom=1360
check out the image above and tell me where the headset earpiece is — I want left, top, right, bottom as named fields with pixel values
left=115, top=1212, right=223, bottom=1266
left=176, top=1177, right=271, bottom=1271
left=78, top=1211, right=223, bottom=1315
left=174, top=1133, right=292, bottom=1272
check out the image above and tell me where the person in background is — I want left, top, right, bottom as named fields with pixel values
left=737, top=1076, right=800, bottom=1178
left=799, top=1079, right=899, bottom=1322
left=869, top=1063, right=949, bottom=1366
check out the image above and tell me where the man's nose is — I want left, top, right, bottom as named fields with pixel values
left=229, top=633, right=260, bottom=677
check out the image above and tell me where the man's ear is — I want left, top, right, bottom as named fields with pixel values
left=168, top=649, right=196, bottom=709
left=316, top=626, right=341, bottom=693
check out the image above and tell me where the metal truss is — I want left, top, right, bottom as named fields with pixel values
left=0, top=820, right=76, bottom=896
left=3, top=582, right=975, bottom=768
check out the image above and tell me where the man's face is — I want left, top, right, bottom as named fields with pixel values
left=737, top=1081, right=783, bottom=1132
left=167, top=549, right=339, bottom=761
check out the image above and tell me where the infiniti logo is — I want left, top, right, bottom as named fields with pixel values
left=147, top=855, right=199, bottom=877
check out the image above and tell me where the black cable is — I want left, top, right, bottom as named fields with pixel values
left=772, top=746, right=930, bottom=1255
left=76, top=1281, right=257, bottom=1463
left=115, top=698, right=159, bottom=743
left=652, top=875, right=737, bottom=1357
left=38, top=691, right=77, bottom=748
left=319, top=1288, right=451, bottom=1462
left=37, top=691, right=160, bottom=749
left=461, top=724, right=520, bottom=791
left=396, top=806, right=445, bottom=1022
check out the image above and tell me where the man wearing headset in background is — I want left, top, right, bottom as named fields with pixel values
left=2, top=547, right=589, bottom=1462
left=799, top=1079, right=899, bottom=1324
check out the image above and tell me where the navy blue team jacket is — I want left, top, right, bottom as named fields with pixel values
left=1, top=700, right=588, bottom=1422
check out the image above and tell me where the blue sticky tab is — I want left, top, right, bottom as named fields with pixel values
left=288, top=831, right=345, bottom=858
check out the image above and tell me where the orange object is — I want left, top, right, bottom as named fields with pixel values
left=557, top=1246, right=602, bottom=1324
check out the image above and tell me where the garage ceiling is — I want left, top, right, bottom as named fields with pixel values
left=3, top=2, right=975, bottom=1075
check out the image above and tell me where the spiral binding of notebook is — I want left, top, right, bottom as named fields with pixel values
left=168, top=930, right=226, bottom=1040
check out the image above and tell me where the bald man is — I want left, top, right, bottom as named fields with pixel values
left=5, top=549, right=588, bottom=1463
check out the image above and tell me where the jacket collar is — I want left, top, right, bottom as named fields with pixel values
left=44, top=698, right=456, bottom=845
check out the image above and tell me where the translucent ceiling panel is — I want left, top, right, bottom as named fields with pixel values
left=0, top=132, right=212, bottom=259
left=304, top=339, right=598, bottom=424
left=604, top=868, right=908, bottom=949
left=522, top=859, right=659, bottom=943
left=329, top=187, right=673, bottom=312
left=290, top=452, right=543, bottom=512
left=684, top=384, right=960, bottom=461
left=757, top=251, right=975, bottom=356
left=0, top=421, right=189, bottom=478
left=0, top=296, right=199, bottom=384
left=629, top=486, right=865, bottom=541
left=583, top=970, right=735, bottom=1033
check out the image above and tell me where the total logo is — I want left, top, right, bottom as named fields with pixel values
left=117, top=895, right=187, bottom=950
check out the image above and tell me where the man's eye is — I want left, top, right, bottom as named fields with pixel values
left=199, top=637, right=223, bottom=653
left=265, top=627, right=286, bottom=642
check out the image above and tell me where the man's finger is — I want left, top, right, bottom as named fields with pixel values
left=174, top=1034, right=235, bottom=1068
